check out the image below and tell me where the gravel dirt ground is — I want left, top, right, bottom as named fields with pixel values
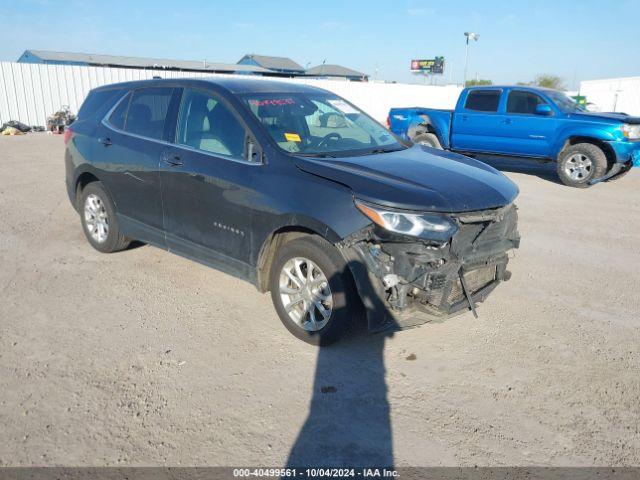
left=0, top=134, right=639, bottom=467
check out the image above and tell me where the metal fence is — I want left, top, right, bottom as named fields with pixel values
left=0, top=61, right=462, bottom=128
left=4, top=61, right=639, bottom=130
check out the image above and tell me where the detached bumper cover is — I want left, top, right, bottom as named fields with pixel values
left=338, top=204, right=520, bottom=332
left=608, top=139, right=640, bottom=164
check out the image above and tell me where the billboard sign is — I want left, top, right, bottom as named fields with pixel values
left=411, top=57, right=445, bottom=74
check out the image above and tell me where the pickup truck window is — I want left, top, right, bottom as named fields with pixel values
left=464, top=90, right=501, bottom=112
left=547, top=90, right=586, bottom=113
left=241, top=92, right=403, bottom=157
left=507, top=91, right=545, bottom=114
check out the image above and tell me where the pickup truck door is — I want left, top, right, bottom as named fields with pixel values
left=451, top=89, right=505, bottom=153
left=498, top=90, right=559, bottom=157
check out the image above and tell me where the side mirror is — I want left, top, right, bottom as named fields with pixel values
left=535, top=104, right=553, bottom=116
left=245, top=137, right=262, bottom=163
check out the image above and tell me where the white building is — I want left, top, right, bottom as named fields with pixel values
left=579, top=76, right=640, bottom=116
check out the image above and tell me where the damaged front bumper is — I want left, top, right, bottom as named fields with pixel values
left=338, top=203, right=520, bottom=332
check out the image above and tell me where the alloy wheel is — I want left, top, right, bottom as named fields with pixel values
left=278, top=257, right=333, bottom=332
left=84, top=193, right=109, bottom=243
left=565, top=153, right=593, bottom=181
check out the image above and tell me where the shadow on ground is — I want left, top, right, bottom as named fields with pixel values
left=286, top=265, right=396, bottom=468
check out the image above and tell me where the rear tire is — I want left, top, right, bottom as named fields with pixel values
left=269, top=235, right=356, bottom=346
left=79, top=182, right=130, bottom=253
left=556, top=143, right=607, bottom=188
left=413, top=132, right=442, bottom=149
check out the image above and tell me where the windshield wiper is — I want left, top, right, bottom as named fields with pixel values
left=359, top=146, right=406, bottom=155
left=296, top=152, right=337, bottom=158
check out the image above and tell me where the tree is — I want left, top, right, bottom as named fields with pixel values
left=465, top=79, right=493, bottom=87
left=533, top=74, right=564, bottom=90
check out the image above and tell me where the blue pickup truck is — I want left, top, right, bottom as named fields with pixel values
left=388, top=86, right=640, bottom=187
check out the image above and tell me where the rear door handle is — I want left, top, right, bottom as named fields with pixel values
left=99, top=137, right=112, bottom=146
left=163, top=155, right=183, bottom=167
left=501, top=118, right=512, bottom=125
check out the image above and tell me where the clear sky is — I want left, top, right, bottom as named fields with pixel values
left=1, top=0, right=639, bottom=88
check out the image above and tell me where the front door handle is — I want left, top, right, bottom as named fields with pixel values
left=163, top=155, right=183, bottom=167
left=501, top=118, right=513, bottom=125
left=99, top=137, right=112, bottom=146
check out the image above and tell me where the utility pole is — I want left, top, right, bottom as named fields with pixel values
left=463, top=32, right=479, bottom=87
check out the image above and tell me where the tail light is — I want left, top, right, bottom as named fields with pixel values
left=385, top=115, right=391, bottom=129
left=63, top=127, right=73, bottom=145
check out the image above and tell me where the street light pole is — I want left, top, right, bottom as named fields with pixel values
left=463, top=32, right=479, bottom=86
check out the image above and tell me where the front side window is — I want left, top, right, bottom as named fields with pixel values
left=176, top=89, right=246, bottom=159
left=240, top=92, right=403, bottom=157
left=507, top=91, right=546, bottom=114
left=124, top=87, right=173, bottom=140
left=465, top=90, right=501, bottom=112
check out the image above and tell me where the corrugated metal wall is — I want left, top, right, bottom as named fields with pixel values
left=0, top=61, right=462, bottom=127
left=580, top=77, right=640, bottom=116
left=0, top=62, right=203, bottom=127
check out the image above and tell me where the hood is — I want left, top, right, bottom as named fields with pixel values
left=568, top=112, right=640, bottom=124
left=295, top=145, right=519, bottom=213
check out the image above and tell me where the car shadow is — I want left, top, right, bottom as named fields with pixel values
left=473, top=154, right=563, bottom=185
left=285, top=262, right=397, bottom=468
left=125, top=240, right=147, bottom=251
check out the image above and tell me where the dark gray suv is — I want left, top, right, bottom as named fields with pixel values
left=65, top=77, right=520, bottom=345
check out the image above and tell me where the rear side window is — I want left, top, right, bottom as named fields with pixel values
left=124, top=87, right=173, bottom=140
left=108, top=93, right=130, bottom=130
left=78, top=89, right=124, bottom=119
left=465, top=90, right=501, bottom=112
left=507, top=90, right=545, bottom=114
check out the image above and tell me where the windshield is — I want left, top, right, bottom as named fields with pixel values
left=240, top=92, right=404, bottom=157
left=547, top=91, right=586, bottom=113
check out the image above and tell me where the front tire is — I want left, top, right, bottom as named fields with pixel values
left=269, top=236, right=356, bottom=346
left=557, top=143, right=607, bottom=188
left=413, top=132, right=442, bottom=149
left=79, top=182, right=130, bottom=253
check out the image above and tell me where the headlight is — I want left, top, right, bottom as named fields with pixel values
left=355, top=200, right=458, bottom=241
left=622, top=124, right=640, bottom=140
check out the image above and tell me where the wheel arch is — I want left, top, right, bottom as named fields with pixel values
left=556, top=135, right=616, bottom=167
left=72, top=167, right=121, bottom=212
left=407, top=113, right=450, bottom=148
left=73, top=171, right=101, bottom=210
left=255, top=220, right=343, bottom=293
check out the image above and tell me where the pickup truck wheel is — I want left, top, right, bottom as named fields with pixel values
left=413, top=133, right=442, bottom=149
left=269, top=235, right=356, bottom=346
left=557, top=143, right=607, bottom=188
left=80, top=182, right=130, bottom=253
